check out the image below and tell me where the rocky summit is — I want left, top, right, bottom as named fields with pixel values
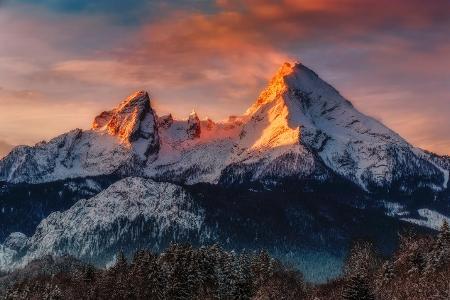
left=1, top=62, right=447, bottom=192
left=1, top=62, right=449, bottom=282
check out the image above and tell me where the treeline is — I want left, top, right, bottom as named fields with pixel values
left=3, top=245, right=306, bottom=300
left=3, top=222, right=450, bottom=299
left=316, top=221, right=450, bottom=299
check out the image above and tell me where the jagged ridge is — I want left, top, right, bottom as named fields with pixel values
left=0, top=62, right=448, bottom=193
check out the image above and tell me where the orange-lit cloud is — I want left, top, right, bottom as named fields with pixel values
left=0, top=0, right=449, bottom=154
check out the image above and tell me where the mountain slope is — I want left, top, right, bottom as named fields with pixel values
left=0, top=176, right=115, bottom=241
left=0, top=177, right=212, bottom=270
left=242, top=63, right=446, bottom=191
left=0, top=62, right=448, bottom=193
left=0, top=61, right=448, bottom=282
left=0, top=176, right=435, bottom=282
left=0, top=92, right=159, bottom=184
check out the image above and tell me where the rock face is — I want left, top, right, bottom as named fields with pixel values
left=92, top=90, right=160, bottom=157
left=0, top=62, right=448, bottom=193
left=149, top=62, right=449, bottom=192
left=0, top=177, right=211, bottom=269
left=187, top=110, right=201, bottom=139
left=0, top=92, right=160, bottom=183
left=158, top=114, right=174, bottom=129
left=240, top=62, right=446, bottom=191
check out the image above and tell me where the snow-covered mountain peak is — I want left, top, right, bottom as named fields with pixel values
left=245, top=61, right=353, bottom=118
left=93, top=91, right=148, bottom=136
left=236, top=62, right=447, bottom=191
left=112, top=90, right=149, bottom=113
left=245, top=62, right=296, bottom=116
left=1, top=62, right=448, bottom=192
left=92, top=90, right=160, bottom=157
left=187, top=109, right=201, bottom=139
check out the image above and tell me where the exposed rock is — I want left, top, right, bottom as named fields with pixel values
left=92, top=90, right=160, bottom=157
left=187, top=110, right=201, bottom=139
left=1, top=63, right=448, bottom=192
left=158, top=114, right=174, bottom=129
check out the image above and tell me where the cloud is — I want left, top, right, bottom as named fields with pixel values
left=0, top=0, right=449, bottom=154
left=0, top=86, right=103, bottom=146
left=3, top=0, right=215, bottom=24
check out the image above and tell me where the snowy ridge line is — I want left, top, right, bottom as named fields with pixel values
left=412, top=147, right=449, bottom=189
left=0, top=62, right=448, bottom=194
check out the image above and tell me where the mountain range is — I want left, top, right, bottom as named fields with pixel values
left=1, top=62, right=449, bottom=282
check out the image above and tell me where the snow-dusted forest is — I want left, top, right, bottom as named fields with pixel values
left=2, top=222, right=450, bottom=300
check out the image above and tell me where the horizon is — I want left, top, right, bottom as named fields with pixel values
left=1, top=0, right=450, bottom=155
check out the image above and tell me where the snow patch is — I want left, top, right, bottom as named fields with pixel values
left=0, top=62, right=447, bottom=193
left=382, top=201, right=409, bottom=217
left=401, top=209, right=450, bottom=230
left=0, top=177, right=213, bottom=271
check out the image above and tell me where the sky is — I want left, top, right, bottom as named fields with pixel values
left=0, top=0, right=449, bottom=155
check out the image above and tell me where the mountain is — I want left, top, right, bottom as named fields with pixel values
left=0, top=178, right=212, bottom=270
left=0, top=176, right=431, bottom=282
left=1, top=62, right=448, bottom=193
left=0, top=176, right=117, bottom=241
left=1, top=62, right=449, bottom=281
left=0, top=91, right=159, bottom=184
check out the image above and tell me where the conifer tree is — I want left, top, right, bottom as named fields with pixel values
left=343, top=242, right=377, bottom=300
left=428, top=220, right=450, bottom=271
left=114, top=250, right=128, bottom=273
left=164, top=244, right=193, bottom=300
left=129, top=250, right=149, bottom=298
left=342, top=274, right=375, bottom=300
left=251, top=249, right=273, bottom=290
left=233, top=252, right=253, bottom=300
left=148, top=254, right=166, bottom=300
left=83, top=264, right=96, bottom=285
left=375, top=260, right=395, bottom=291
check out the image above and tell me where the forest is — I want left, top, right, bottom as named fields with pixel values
left=2, top=221, right=450, bottom=300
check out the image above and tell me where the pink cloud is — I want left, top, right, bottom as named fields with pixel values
left=0, top=1, right=449, bottom=154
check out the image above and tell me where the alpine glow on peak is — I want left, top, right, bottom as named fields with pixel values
left=1, top=62, right=448, bottom=193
